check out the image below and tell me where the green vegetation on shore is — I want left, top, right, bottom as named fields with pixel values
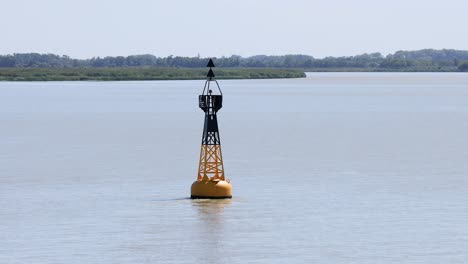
left=0, top=67, right=306, bottom=81
left=2, top=49, right=468, bottom=72
left=1, top=49, right=468, bottom=81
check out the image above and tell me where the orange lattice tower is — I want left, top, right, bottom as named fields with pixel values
left=191, top=59, right=232, bottom=199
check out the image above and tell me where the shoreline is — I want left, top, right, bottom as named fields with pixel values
left=0, top=67, right=306, bottom=81
left=1, top=67, right=466, bottom=82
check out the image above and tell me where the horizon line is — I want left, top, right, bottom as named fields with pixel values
left=1, top=48, right=467, bottom=60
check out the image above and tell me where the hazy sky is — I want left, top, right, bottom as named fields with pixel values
left=1, top=0, right=467, bottom=58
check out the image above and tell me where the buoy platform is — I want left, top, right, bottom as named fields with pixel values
left=191, top=178, right=232, bottom=199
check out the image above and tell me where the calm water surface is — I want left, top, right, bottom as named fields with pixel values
left=1, top=73, right=468, bottom=263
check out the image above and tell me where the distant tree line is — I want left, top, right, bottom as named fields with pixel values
left=1, top=49, right=468, bottom=71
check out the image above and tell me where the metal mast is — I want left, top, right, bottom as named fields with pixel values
left=197, top=59, right=225, bottom=181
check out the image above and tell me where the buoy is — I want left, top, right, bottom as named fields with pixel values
left=190, top=59, right=232, bottom=199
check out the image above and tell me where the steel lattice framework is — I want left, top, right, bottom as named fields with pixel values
left=197, top=60, right=225, bottom=181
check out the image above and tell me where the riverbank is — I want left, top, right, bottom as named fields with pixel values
left=0, top=67, right=306, bottom=81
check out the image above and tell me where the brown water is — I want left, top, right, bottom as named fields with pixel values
left=1, top=73, right=468, bottom=263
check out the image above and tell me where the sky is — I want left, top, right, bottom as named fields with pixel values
left=1, top=0, right=467, bottom=58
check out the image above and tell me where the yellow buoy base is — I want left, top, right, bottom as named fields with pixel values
left=191, top=179, right=232, bottom=199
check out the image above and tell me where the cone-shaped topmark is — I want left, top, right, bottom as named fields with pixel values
left=207, top=59, right=215, bottom=68
left=207, top=68, right=215, bottom=78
